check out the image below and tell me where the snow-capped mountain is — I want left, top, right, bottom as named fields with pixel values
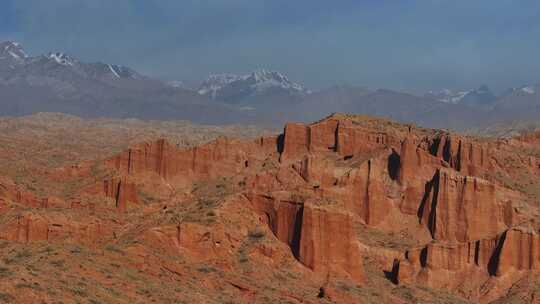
left=491, top=84, right=540, bottom=123
left=503, top=84, right=538, bottom=96
left=426, top=89, right=470, bottom=104
left=3, top=40, right=540, bottom=129
left=0, top=41, right=29, bottom=68
left=496, top=84, right=539, bottom=108
left=426, top=85, right=496, bottom=106
left=198, top=70, right=309, bottom=104
left=521, top=85, right=536, bottom=94
left=38, top=52, right=141, bottom=80
left=198, top=74, right=243, bottom=98
left=0, top=41, right=142, bottom=82
left=48, top=52, right=77, bottom=66
left=0, top=41, right=243, bottom=124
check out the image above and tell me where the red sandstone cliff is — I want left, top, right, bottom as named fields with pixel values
left=2, top=113, right=539, bottom=303
left=103, top=178, right=139, bottom=211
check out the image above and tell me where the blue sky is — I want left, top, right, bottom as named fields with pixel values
left=1, top=0, right=540, bottom=93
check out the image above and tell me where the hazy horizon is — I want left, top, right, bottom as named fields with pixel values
left=2, top=0, right=540, bottom=94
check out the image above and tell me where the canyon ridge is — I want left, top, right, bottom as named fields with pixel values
left=0, top=113, right=539, bottom=303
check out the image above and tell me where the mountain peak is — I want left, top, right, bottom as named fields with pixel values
left=0, top=41, right=145, bottom=83
left=426, top=89, right=469, bottom=104
left=246, top=69, right=305, bottom=92
left=477, top=84, right=491, bottom=92
left=520, top=85, right=536, bottom=95
left=0, top=41, right=28, bottom=63
left=461, top=85, right=496, bottom=106
left=197, top=73, right=241, bottom=97
left=426, top=85, right=496, bottom=105
left=250, top=69, right=283, bottom=81
left=198, top=69, right=308, bottom=101
left=0, top=41, right=22, bottom=49
left=47, top=52, right=77, bottom=66
left=508, top=84, right=537, bottom=95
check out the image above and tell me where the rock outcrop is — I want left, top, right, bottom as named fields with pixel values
left=419, top=169, right=513, bottom=242
left=260, top=115, right=540, bottom=301
left=103, top=178, right=139, bottom=211
left=247, top=193, right=303, bottom=253
left=496, top=228, right=540, bottom=274
left=428, top=134, right=491, bottom=176
left=280, top=118, right=401, bottom=161
left=397, top=135, right=446, bottom=215
left=105, top=137, right=273, bottom=184
left=393, top=236, right=502, bottom=293
left=0, top=178, right=42, bottom=208
left=298, top=202, right=364, bottom=283
left=336, top=120, right=399, bottom=157
left=0, top=212, right=113, bottom=244
left=248, top=193, right=364, bottom=283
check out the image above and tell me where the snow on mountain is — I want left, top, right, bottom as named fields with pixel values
left=522, top=86, right=535, bottom=94
left=167, top=80, right=187, bottom=89
left=0, top=41, right=29, bottom=64
left=198, top=70, right=309, bottom=100
left=249, top=70, right=307, bottom=93
left=426, top=89, right=469, bottom=104
left=0, top=41, right=144, bottom=82
left=426, top=85, right=496, bottom=106
left=198, top=74, right=241, bottom=98
left=501, top=84, right=538, bottom=98
left=104, top=64, right=140, bottom=79
left=108, top=64, right=120, bottom=77
left=517, top=85, right=537, bottom=95
left=48, top=52, right=77, bottom=66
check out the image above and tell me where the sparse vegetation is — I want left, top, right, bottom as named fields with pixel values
left=197, top=265, right=217, bottom=273
left=104, top=244, right=124, bottom=255
left=69, top=286, right=88, bottom=298
left=248, top=228, right=266, bottom=239
left=0, top=267, right=12, bottom=278
left=50, top=259, right=66, bottom=268
left=15, top=248, right=32, bottom=260
left=0, top=292, right=15, bottom=303
left=15, top=282, right=43, bottom=291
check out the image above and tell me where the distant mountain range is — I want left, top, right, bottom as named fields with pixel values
left=198, top=70, right=309, bottom=104
left=0, top=41, right=241, bottom=125
left=1, top=41, right=540, bottom=130
left=425, top=85, right=497, bottom=107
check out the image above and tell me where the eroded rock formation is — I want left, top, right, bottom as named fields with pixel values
left=0, top=212, right=113, bottom=244
left=298, top=202, right=364, bottom=283
left=418, top=169, right=513, bottom=242
left=103, top=178, right=139, bottom=211
left=2, top=113, right=540, bottom=303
